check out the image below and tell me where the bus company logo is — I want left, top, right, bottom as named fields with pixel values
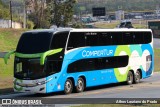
left=82, top=49, right=113, bottom=58
left=2, top=99, right=11, bottom=105
left=1, top=99, right=43, bottom=105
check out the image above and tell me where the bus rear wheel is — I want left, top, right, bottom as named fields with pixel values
left=134, top=70, right=141, bottom=84
left=64, top=79, right=73, bottom=94
left=76, top=77, right=85, bottom=93
left=127, top=71, right=134, bottom=85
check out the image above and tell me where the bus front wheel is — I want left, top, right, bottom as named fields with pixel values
left=64, top=79, right=73, bottom=94
left=127, top=71, right=134, bottom=85
left=76, top=77, right=85, bottom=93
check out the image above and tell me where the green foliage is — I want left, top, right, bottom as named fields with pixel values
left=40, top=8, right=53, bottom=28
left=1, top=0, right=26, bottom=23
left=0, top=9, right=9, bottom=19
left=0, top=0, right=2, bottom=5
left=26, top=0, right=51, bottom=29
left=72, top=22, right=84, bottom=28
left=27, top=20, right=34, bottom=29
left=28, top=9, right=51, bottom=29
left=48, top=0, right=77, bottom=27
left=0, top=0, right=10, bottom=19
left=28, top=13, right=37, bottom=27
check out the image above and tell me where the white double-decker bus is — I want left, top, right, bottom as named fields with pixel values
left=5, top=28, right=153, bottom=94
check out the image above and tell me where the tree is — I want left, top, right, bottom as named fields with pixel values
left=26, top=0, right=76, bottom=28
left=0, top=0, right=10, bottom=19
left=26, top=0, right=49, bottom=28
left=48, top=0, right=77, bottom=27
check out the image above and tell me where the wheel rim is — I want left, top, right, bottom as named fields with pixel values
left=65, top=81, right=72, bottom=93
left=128, top=72, right=133, bottom=84
left=77, top=79, right=83, bottom=91
left=135, top=71, right=140, bottom=82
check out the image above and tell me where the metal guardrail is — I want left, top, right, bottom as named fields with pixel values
left=0, top=52, right=8, bottom=58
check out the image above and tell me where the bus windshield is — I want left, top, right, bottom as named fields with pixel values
left=14, top=58, right=46, bottom=80
left=16, top=32, right=53, bottom=54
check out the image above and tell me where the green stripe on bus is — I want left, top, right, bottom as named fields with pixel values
left=14, top=79, right=23, bottom=91
left=15, top=48, right=63, bottom=65
left=15, top=52, right=43, bottom=58
left=40, top=48, right=63, bottom=65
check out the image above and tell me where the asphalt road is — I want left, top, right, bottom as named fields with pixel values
left=0, top=72, right=160, bottom=99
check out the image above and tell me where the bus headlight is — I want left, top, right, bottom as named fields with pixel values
left=15, top=78, right=53, bottom=87
left=36, top=78, right=53, bottom=85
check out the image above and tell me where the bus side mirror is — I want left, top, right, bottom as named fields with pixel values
left=3, top=50, right=15, bottom=64
left=40, top=48, right=63, bottom=65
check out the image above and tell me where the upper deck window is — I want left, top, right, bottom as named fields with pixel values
left=67, top=32, right=86, bottom=50
left=16, top=32, right=52, bottom=54
left=51, top=31, right=69, bottom=49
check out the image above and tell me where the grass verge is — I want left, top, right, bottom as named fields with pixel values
left=154, top=49, right=160, bottom=72
left=0, top=28, right=26, bottom=94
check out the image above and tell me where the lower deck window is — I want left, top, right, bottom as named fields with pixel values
left=46, top=60, right=62, bottom=75
left=67, top=55, right=129, bottom=73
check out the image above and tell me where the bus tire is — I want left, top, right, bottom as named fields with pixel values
left=127, top=71, right=134, bottom=85
left=64, top=79, right=73, bottom=94
left=134, top=70, right=141, bottom=84
left=76, top=77, right=85, bottom=93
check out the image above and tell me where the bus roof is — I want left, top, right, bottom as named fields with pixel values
left=24, top=28, right=73, bottom=33
left=70, top=29, right=152, bottom=32
left=24, top=28, right=152, bottom=34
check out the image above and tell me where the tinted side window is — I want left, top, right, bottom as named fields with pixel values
left=117, top=55, right=129, bottom=67
left=143, top=32, right=152, bottom=44
left=67, top=59, right=95, bottom=73
left=67, top=32, right=85, bottom=50
left=51, top=31, right=69, bottom=49
left=16, top=32, right=52, bottom=54
left=98, top=55, right=128, bottom=69
left=46, top=60, right=62, bottom=75
left=104, top=57, right=118, bottom=69
left=98, top=32, right=112, bottom=46
left=133, top=32, right=143, bottom=44
left=67, top=55, right=129, bottom=73
left=85, top=33, right=98, bottom=46
left=123, top=32, right=134, bottom=45
left=111, top=32, right=123, bottom=45
left=48, top=31, right=69, bottom=71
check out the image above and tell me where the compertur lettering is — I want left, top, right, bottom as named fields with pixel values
left=82, top=49, right=113, bottom=57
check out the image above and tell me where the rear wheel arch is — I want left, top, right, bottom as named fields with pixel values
left=67, top=77, right=75, bottom=87
left=133, top=69, right=142, bottom=84
left=136, top=69, right=142, bottom=79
